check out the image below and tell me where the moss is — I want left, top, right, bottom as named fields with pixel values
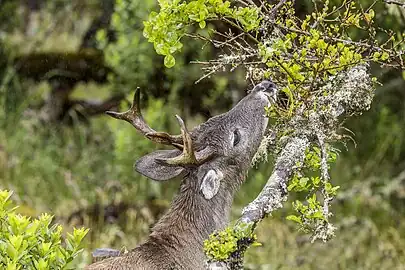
left=204, top=223, right=260, bottom=265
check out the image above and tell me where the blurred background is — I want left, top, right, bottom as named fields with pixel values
left=1, top=0, right=405, bottom=269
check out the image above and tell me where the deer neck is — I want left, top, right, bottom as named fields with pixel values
left=150, top=171, right=244, bottom=246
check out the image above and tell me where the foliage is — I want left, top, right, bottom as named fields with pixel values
left=96, top=0, right=158, bottom=89
left=257, top=0, right=395, bottom=117
left=0, top=190, right=88, bottom=269
left=204, top=223, right=259, bottom=262
left=0, top=1, right=21, bottom=33
left=285, top=146, right=340, bottom=240
left=97, top=0, right=237, bottom=116
left=143, top=0, right=261, bottom=67
left=2, top=0, right=405, bottom=269
left=244, top=214, right=405, bottom=269
left=144, top=0, right=403, bottom=247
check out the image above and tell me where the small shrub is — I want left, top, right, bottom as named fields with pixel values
left=0, top=190, right=88, bottom=270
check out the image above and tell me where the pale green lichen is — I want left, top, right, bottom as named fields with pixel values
left=251, top=132, right=276, bottom=167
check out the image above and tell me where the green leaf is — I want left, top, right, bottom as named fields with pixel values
left=381, top=52, right=389, bottom=61
left=299, top=177, right=309, bottom=187
left=287, top=182, right=297, bottom=191
left=199, top=20, right=206, bottom=29
left=372, top=52, right=381, bottom=61
left=311, top=211, right=326, bottom=220
left=0, top=190, right=87, bottom=268
left=251, top=242, right=262, bottom=247
left=365, top=9, right=375, bottom=23
left=164, top=54, right=176, bottom=68
left=286, top=215, right=303, bottom=224
left=6, top=262, right=17, bottom=270
left=312, top=176, right=320, bottom=186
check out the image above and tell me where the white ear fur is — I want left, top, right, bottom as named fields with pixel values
left=200, top=169, right=223, bottom=200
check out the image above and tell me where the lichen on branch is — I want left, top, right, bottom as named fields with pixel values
left=206, top=62, right=375, bottom=269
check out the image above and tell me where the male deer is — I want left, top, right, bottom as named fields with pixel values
left=86, top=80, right=277, bottom=270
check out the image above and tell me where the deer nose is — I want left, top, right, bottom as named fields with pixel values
left=253, top=80, right=278, bottom=103
left=259, top=80, right=277, bottom=92
left=252, top=80, right=277, bottom=95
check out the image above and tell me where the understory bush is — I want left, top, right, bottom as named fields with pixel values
left=0, top=190, right=88, bottom=270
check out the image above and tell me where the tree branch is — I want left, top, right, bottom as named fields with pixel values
left=206, top=64, right=375, bottom=269
left=240, top=137, right=309, bottom=223
left=207, top=137, right=309, bottom=270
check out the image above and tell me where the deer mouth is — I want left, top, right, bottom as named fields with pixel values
left=254, top=80, right=278, bottom=104
left=263, top=90, right=277, bottom=104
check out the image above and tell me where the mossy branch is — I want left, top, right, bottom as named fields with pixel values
left=206, top=64, right=375, bottom=269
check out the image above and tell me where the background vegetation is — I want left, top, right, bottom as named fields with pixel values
left=1, top=0, right=405, bottom=269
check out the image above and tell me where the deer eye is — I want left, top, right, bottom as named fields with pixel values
left=233, top=129, right=241, bottom=146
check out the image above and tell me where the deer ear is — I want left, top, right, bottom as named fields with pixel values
left=135, top=150, right=184, bottom=181
left=200, top=169, right=223, bottom=200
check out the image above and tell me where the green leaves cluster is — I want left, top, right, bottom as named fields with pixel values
left=287, top=194, right=325, bottom=227
left=143, top=0, right=261, bottom=67
left=289, top=147, right=337, bottom=192
left=0, top=190, right=88, bottom=270
left=286, top=146, right=339, bottom=233
left=204, top=224, right=259, bottom=261
left=288, top=174, right=321, bottom=193
left=259, top=0, right=392, bottom=119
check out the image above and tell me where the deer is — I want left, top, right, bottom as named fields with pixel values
left=85, top=80, right=278, bottom=270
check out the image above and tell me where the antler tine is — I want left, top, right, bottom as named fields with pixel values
left=156, top=115, right=198, bottom=166
left=105, top=88, right=183, bottom=148
left=106, top=87, right=153, bottom=134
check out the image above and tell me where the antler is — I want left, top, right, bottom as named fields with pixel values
left=105, top=88, right=183, bottom=148
left=106, top=88, right=215, bottom=166
left=155, top=115, right=198, bottom=165
left=155, top=115, right=217, bottom=166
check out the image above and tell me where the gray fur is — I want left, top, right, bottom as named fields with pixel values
left=86, top=80, right=277, bottom=270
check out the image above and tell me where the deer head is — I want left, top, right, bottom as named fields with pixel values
left=106, top=80, right=277, bottom=201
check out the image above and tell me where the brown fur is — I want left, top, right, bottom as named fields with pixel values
left=86, top=81, right=277, bottom=270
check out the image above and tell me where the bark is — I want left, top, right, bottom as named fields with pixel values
left=240, top=137, right=309, bottom=223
